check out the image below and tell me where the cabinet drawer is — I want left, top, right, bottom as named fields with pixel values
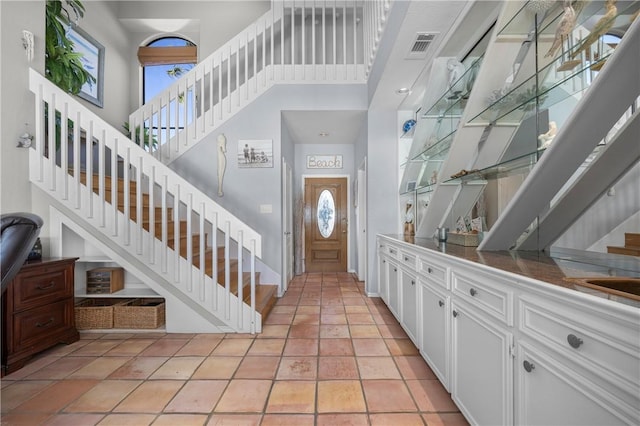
left=12, top=299, right=73, bottom=348
left=519, top=295, right=640, bottom=399
left=452, top=268, right=513, bottom=326
left=399, top=251, right=416, bottom=269
left=418, top=257, right=447, bottom=288
left=12, top=268, right=71, bottom=311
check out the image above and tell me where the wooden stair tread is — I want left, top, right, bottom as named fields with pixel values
left=624, top=233, right=640, bottom=247
left=252, top=284, right=278, bottom=318
left=607, top=246, right=640, bottom=256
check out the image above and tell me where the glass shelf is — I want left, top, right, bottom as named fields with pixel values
left=445, top=148, right=545, bottom=184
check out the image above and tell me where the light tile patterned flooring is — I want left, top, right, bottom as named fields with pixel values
left=1, top=272, right=468, bottom=426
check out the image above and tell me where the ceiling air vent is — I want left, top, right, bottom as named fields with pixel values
left=407, top=32, right=437, bottom=59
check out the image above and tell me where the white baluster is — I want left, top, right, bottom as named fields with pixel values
left=149, top=166, right=155, bottom=264
left=225, top=221, right=231, bottom=320
left=48, top=93, right=56, bottom=191
left=199, top=202, right=206, bottom=302
left=74, top=111, right=81, bottom=208
left=174, top=184, right=181, bottom=283
left=124, top=147, right=131, bottom=245
left=137, top=157, right=143, bottom=254
left=61, top=102, right=68, bottom=200
left=111, top=137, right=118, bottom=236
left=186, top=193, right=193, bottom=293
left=98, top=129, right=106, bottom=227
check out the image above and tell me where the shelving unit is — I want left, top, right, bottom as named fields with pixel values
left=420, top=0, right=639, bottom=249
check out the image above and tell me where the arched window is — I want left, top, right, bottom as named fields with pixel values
left=139, top=37, right=197, bottom=104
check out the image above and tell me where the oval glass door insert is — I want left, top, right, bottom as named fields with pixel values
left=317, top=189, right=335, bottom=238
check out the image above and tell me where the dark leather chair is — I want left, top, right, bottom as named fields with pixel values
left=1, top=213, right=43, bottom=294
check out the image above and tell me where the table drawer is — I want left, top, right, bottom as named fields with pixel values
left=519, top=295, right=640, bottom=392
left=452, top=268, right=513, bottom=325
left=13, top=267, right=71, bottom=311
left=12, top=299, right=73, bottom=348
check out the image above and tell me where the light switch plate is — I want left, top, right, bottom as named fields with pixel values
left=259, top=204, right=273, bottom=214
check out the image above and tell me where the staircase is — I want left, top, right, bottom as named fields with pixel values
left=608, top=233, right=640, bottom=257
left=30, top=69, right=275, bottom=333
left=128, top=0, right=389, bottom=164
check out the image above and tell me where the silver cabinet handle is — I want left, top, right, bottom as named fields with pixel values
left=427, top=267, right=433, bottom=273
left=411, top=280, right=415, bottom=286
left=438, top=300, right=444, bottom=307
left=469, top=288, right=477, bottom=296
left=523, top=360, right=535, bottom=373
left=393, top=267, right=397, bottom=272
left=452, top=310, right=459, bottom=318
left=567, top=334, right=584, bottom=349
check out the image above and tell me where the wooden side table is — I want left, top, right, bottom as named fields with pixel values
left=1, top=257, right=79, bottom=376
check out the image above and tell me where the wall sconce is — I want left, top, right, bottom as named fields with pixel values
left=17, top=132, right=33, bottom=148
left=22, top=30, right=34, bottom=62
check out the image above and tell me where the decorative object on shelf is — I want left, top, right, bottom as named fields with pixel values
left=86, top=267, right=124, bottom=294
left=447, top=59, right=466, bottom=99
left=430, top=170, right=438, bottom=185
left=238, top=139, right=273, bottom=168
left=26, top=238, right=42, bottom=260
left=538, top=121, right=558, bottom=148
left=525, top=0, right=556, bottom=14
left=456, top=216, right=468, bottom=233
left=448, top=231, right=479, bottom=247
left=404, top=201, right=415, bottom=236
left=545, top=0, right=576, bottom=58
left=402, top=119, right=416, bottom=134
left=436, top=226, right=448, bottom=242
left=450, top=169, right=480, bottom=179
left=471, top=217, right=483, bottom=233
left=571, top=0, right=618, bottom=60
left=217, top=133, right=227, bottom=197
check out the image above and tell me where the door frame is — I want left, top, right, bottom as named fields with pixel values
left=281, top=158, right=293, bottom=295
left=302, top=174, right=351, bottom=274
left=356, top=158, right=367, bottom=282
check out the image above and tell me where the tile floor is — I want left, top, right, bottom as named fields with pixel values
left=1, top=272, right=468, bottom=426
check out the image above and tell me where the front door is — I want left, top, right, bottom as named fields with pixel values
left=304, top=177, right=348, bottom=272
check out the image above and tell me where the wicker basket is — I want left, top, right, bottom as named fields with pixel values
left=74, top=298, right=130, bottom=329
left=114, top=298, right=166, bottom=329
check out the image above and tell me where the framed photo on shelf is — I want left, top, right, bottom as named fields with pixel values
left=237, top=139, right=273, bottom=168
left=67, top=25, right=105, bottom=108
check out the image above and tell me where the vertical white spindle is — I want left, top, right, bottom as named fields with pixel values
left=353, top=1, right=357, bottom=77
left=211, top=212, right=219, bottom=310
left=245, top=29, right=250, bottom=100
left=186, top=193, right=193, bottom=292
left=74, top=111, right=81, bottom=208
left=199, top=202, right=206, bottom=302
left=35, top=83, right=44, bottom=182
left=61, top=103, right=68, bottom=200
left=48, top=93, right=56, bottom=191
left=99, top=129, right=106, bottom=227
left=301, top=4, right=306, bottom=80
left=333, top=0, right=337, bottom=78
left=86, top=121, right=94, bottom=218
left=124, top=147, right=131, bottom=245
left=250, top=239, right=256, bottom=334
left=270, top=11, right=275, bottom=81
left=149, top=166, right=155, bottom=264
left=312, top=1, right=316, bottom=79
left=227, top=46, right=232, bottom=114
left=111, top=138, right=118, bottom=236
left=343, top=3, right=347, bottom=78
left=262, top=18, right=267, bottom=87
left=208, top=60, right=214, bottom=128
left=280, top=1, right=285, bottom=79
left=137, top=158, right=143, bottom=254
left=237, top=230, right=244, bottom=330
left=199, top=67, right=205, bottom=135
left=224, top=221, right=231, bottom=320
left=174, top=87, right=180, bottom=152
left=174, top=184, right=181, bottom=283
left=322, top=1, right=326, bottom=76
left=161, top=174, right=168, bottom=273
left=291, top=2, right=295, bottom=74
left=217, top=55, right=223, bottom=121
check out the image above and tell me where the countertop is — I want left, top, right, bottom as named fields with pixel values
left=381, top=235, right=640, bottom=306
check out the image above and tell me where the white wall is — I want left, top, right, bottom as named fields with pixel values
left=1, top=1, right=44, bottom=215
left=169, top=84, right=368, bottom=277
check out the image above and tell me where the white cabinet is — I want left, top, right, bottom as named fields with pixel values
left=376, top=234, right=640, bottom=426
left=378, top=254, right=389, bottom=303
left=451, top=300, right=513, bottom=426
left=400, top=269, right=418, bottom=342
left=420, top=279, right=449, bottom=388
left=515, top=341, right=634, bottom=425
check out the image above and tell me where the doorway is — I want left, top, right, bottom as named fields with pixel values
left=304, top=177, right=348, bottom=272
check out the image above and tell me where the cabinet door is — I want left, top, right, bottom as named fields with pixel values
left=451, top=301, right=513, bottom=426
left=420, top=280, right=449, bottom=388
left=387, top=262, right=400, bottom=319
left=378, top=255, right=389, bottom=303
left=516, top=341, right=634, bottom=425
left=400, top=269, right=418, bottom=342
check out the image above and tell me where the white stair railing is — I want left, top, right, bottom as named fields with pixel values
left=128, top=0, right=391, bottom=164
left=30, top=69, right=263, bottom=333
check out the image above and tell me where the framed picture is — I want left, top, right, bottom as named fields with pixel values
left=238, top=140, right=273, bottom=168
left=67, top=25, right=104, bottom=108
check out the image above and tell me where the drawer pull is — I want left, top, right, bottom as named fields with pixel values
left=567, top=334, right=584, bottom=349
left=411, top=280, right=415, bottom=286
left=469, top=288, right=477, bottom=297
left=393, top=267, right=397, bottom=272
left=382, top=260, right=386, bottom=264
left=523, top=360, right=535, bottom=373
left=452, top=310, right=459, bottom=318
left=404, top=256, right=409, bottom=261
left=427, top=267, right=433, bottom=273
left=438, top=300, right=444, bottom=308
left=36, top=281, right=56, bottom=290
left=36, top=318, right=55, bottom=328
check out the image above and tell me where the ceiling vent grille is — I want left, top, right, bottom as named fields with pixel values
left=407, top=32, right=438, bottom=59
